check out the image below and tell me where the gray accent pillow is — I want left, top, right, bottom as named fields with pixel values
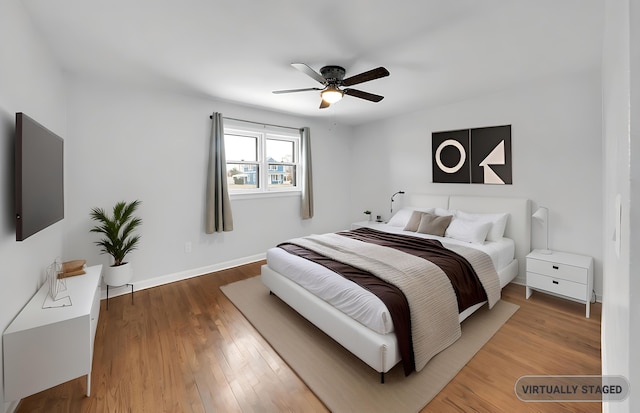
left=403, top=210, right=425, bottom=232
left=416, top=212, right=453, bottom=236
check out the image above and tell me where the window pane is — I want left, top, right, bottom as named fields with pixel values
left=266, top=138, right=294, bottom=163
left=227, top=163, right=259, bottom=190
left=225, top=134, right=257, bottom=162
left=267, top=164, right=296, bottom=189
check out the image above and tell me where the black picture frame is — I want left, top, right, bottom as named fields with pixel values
left=432, top=125, right=512, bottom=185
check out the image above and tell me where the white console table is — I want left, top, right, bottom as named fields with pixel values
left=3, top=265, right=102, bottom=402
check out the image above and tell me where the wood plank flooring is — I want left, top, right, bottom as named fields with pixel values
left=15, top=261, right=601, bottom=413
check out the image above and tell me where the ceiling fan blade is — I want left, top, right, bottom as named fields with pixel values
left=342, top=67, right=390, bottom=87
left=344, top=88, right=384, bottom=102
left=273, top=87, right=322, bottom=94
left=291, top=63, right=327, bottom=85
left=319, top=99, right=331, bottom=109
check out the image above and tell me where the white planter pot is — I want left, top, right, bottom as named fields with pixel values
left=103, top=262, right=133, bottom=286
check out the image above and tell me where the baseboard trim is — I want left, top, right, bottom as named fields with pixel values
left=5, top=400, right=19, bottom=413
left=100, top=253, right=266, bottom=300
left=101, top=264, right=604, bottom=304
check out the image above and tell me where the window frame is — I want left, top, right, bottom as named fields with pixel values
left=224, top=125, right=301, bottom=197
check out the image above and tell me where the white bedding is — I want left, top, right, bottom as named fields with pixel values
left=266, top=223, right=515, bottom=335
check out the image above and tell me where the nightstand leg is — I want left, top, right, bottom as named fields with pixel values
left=586, top=301, right=590, bottom=318
left=526, top=286, right=532, bottom=299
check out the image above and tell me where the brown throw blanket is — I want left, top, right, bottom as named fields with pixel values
left=337, top=229, right=500, bottom=310
left=279, top=243, right=415, bottom=374
left=280, top=228, right=500, bottom=373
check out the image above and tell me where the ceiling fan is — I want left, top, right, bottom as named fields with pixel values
left=273, top=63, right=390, bottom=109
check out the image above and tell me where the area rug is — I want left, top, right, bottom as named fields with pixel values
left=221, top=276, right=518, bottom=413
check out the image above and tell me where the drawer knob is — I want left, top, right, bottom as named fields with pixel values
left=552, top=265, right=559, bottom=270
left=552, top=280, right=559, bottom=284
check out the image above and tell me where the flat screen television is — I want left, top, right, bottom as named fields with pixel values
left=15, top=112, right=64, bottom=241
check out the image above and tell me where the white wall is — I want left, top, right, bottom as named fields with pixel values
left=0, top=1, right=67, bottom=411
left=601, top=0, right=638, bottom=411
left=631, top=0, right=640, bottom=408
left=62, top=77, right=353, bottom=290
left=0, top=2, right=617, bottom=411
left=350, top=69, right=603, bottom=295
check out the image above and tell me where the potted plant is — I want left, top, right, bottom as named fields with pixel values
left=363, top=210, right=372, bottom=221
left=90, top=200, right=142, bottom=286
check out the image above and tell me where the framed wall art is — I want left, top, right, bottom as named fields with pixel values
left=432, top=125, right=512, bottom=185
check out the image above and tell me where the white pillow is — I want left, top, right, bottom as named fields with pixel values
left=387, top=207, right=434, bottom=227
left=455, top=210, right=509, bottom=241
left=434, top=208, right=455, bottom=217
left=445, top=217, right=492, bottom=244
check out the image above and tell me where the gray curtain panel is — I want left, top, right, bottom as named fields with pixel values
left=206, top=112, right=233, bottom=233
left=300, top=127, right=314, bottom=219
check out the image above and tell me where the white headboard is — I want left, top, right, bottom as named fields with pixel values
left=404, top=193, right=449, bottom=210
left=404, top=194, right=531, bottom=279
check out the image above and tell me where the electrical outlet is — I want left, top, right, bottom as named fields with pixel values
left=184, top=241, right=192, bottom=253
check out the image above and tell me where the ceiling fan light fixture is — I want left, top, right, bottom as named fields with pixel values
left=321, top=86, right=343, bottom=104
left=274, top=63, right=389, bottom=108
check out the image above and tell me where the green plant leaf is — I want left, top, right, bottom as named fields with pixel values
left=89, top=200, right=142, bottom=266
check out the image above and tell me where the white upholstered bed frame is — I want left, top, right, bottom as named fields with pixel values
left=260, top=195, right=530, bottom=382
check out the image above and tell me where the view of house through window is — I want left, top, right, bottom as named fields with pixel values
left=224, top=126, right=300, bottom=193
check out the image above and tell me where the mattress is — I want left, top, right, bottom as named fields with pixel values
left=266, top=224, right=515, bottom=335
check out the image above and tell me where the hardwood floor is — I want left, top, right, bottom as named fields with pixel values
left=425, top=278, right=602, bottom=413
left=15, top=261, right=601, bottom=413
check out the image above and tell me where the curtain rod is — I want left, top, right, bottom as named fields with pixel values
left=209, top=115, right=300, bottom=131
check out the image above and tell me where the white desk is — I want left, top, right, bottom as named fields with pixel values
left=3, top=265, right=102, bottom=402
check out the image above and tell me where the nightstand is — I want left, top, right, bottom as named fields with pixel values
left=351, top=220, right=384, bottom=230
left=526, top=250, right=594, bottom=318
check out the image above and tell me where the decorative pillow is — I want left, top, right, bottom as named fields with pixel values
left=390, top=207, right=434, bottom=228
left=416, top=213, right=453, bottom=236
left=455, top=210, right=509, bottom=241
left=445, top=217, right=492, bottom=244
left=403, top=210, right=425, bottom=232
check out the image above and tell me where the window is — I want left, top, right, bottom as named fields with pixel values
left=224, top=125, right=300, bottom=194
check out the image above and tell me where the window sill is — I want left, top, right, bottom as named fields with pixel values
left=229, top=191, right=301, bottom=201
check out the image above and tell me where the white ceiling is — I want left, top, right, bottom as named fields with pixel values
left=22, top=0, right=603, bottom=126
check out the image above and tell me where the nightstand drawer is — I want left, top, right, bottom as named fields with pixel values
left=526, top=272, right=587, bottom=301
left=526, top=258, right=588, bottom=284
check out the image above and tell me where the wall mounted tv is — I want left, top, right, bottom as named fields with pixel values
left=15, top=112, right=64, bottom=241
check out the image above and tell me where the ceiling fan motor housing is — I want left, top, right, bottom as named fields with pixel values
left=320, top=65, right=346, bottom=83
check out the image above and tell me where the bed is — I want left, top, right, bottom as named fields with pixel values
left=261, top=194, right=530, bottom=382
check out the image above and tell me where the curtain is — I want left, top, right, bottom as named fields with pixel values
left=206, top=112, right=233, bottom=233
left=300, top=127, right=314, bottom=219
